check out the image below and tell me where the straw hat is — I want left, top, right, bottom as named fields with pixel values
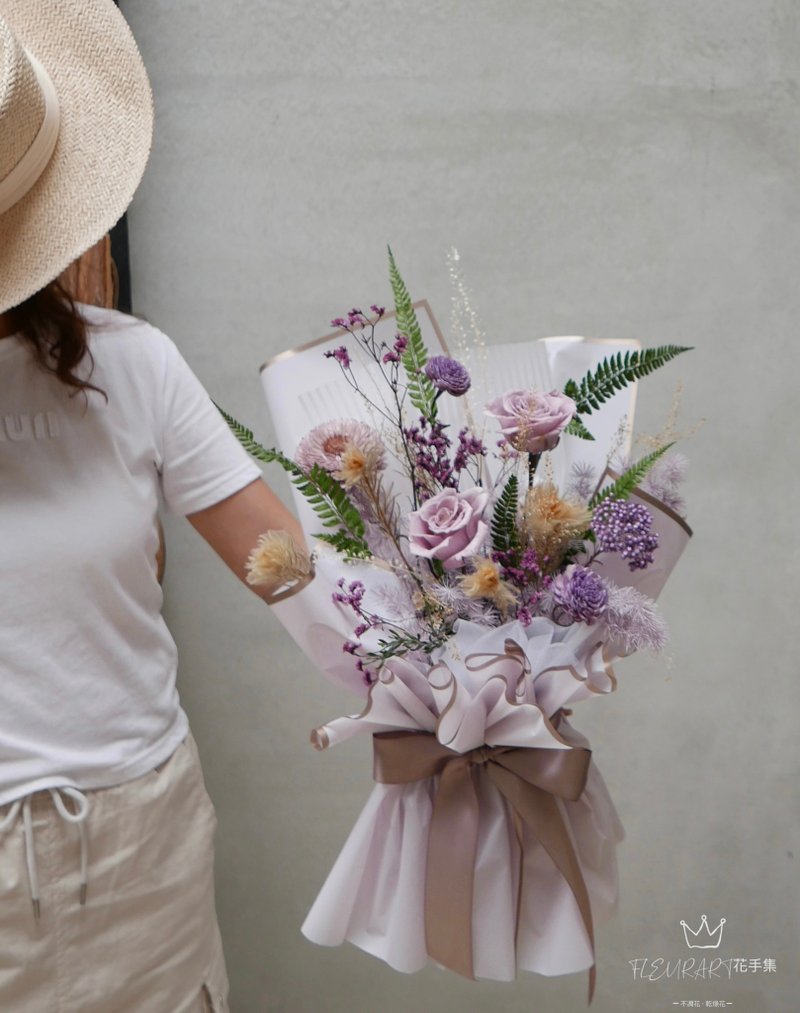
left=0, top=1, right=153, bottom=314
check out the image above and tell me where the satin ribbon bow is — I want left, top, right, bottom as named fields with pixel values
left=372, top=725, right=597, bottom=1003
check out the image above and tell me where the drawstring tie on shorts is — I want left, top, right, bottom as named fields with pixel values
left=0, top=788, right=90, bottom=918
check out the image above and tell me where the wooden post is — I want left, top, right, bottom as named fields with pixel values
left=58, top=234, right=117, bottom=308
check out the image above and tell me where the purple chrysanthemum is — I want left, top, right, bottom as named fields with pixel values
left=424, top=356, right=471, bottom=396
left=592, top=498, right=659, bottom=571
left=550, top=565, right=609, bottom=624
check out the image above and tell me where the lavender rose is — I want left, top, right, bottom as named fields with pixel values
left=424, top=356, right=471, bottom=397
left=408, top=487, right=489, bottom=570
left=551, top=564, right=609, bottom=624
left=484, top=389, right=576, bottom=454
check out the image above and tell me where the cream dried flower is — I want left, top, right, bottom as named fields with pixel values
left=523, top=483, right=592, bottom=567
left=458, top=557, right=518, bottom=614
left=333, top=441, right=384, bottom=488
left=245, top=530, right=313, bottom=589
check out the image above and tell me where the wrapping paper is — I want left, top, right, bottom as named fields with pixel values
left=259, top=314, right=685, bottom=987
left=271, top=550, right=378, bottom=697
left=301, top=620, right=625, bottom=981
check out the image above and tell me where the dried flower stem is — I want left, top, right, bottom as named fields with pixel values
left=528, top=452, right=541, bottom=487
left=360, top=470, right=424, bottom=591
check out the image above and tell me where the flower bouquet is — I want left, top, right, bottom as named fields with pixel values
left=223, top=250, right=692, bottom=1000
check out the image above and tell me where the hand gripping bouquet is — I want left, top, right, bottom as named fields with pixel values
left=223, top=250, right=693, bottom=1001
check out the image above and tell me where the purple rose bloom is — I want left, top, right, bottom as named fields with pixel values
left=551, top=564, right=609, bottom=624
left=424, top=356, right=471, bottom=397
left=484, top=389, right=576, bottom=454
left=408, top=487, right=489, bottom=570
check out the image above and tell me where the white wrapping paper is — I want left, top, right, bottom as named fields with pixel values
left=301, top=620, right=625, bottom=980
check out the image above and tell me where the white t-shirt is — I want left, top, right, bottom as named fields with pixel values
left=0, top=305, right=262, bottom=806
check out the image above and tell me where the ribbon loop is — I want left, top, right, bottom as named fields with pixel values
left=372, top=726, right=597, bottom=1003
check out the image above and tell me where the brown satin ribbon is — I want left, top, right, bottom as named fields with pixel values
left=372, top=724, right=597, bottom=1004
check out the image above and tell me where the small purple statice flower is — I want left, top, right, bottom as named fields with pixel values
left=382, top=334, right=409, bottom=364
left=453, top=428, right=487, bottom=473
left=355, top=658, right=376, bottom=686
left=324, top=345, right=351, bottom=369
left=550, top=565, right=609, bottom=624
left=404, top=417, right=455, bottom=493
left=332, top=578, right=366, bottom=610
left=592, top=498, right=659, bottom=571
left=424, top=355, right=471, bottom=396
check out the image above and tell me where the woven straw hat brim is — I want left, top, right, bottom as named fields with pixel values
left=0, top=0, right=153, bottom=314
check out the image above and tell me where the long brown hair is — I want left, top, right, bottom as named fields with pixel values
left=11, top=279, right=107, bottom=400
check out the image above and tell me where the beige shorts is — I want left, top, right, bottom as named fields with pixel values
left=0, top=733, right=230, bottom=1012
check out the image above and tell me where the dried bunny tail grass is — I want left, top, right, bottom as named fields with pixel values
left=459, top=557, right=518, bottom=615
left=245, top=530, right=313, bottom=589
left=333, top=441, right=385, bottom=488
left=522, top=483, right=592, bottom=565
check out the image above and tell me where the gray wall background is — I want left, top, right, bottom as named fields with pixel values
left=122, top=2, right=798, bottom=1010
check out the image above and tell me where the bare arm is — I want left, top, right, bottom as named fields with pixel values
left=186, top=478, right=308, bottom=601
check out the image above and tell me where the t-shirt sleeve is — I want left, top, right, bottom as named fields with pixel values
left=155, top=332, right=262, bottom=515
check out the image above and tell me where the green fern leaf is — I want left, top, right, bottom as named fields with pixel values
left=215, top=404, right=371, bottom=556
left=387, top=247, right=438, bottom=418
left=564, top=415, right=595, bottom=441
left=590, top=443, right=674, bottom=506
left=566, top=346, right=691, bottom=418
left=491, top=474, right=521, bottom=555
left=214, top=404, right=276, bottom=462
left=305, top=465, right=365, bottom=535
left=315, top=530, right=373, bottom=560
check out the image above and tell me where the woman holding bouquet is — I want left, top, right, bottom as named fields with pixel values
left=0, top=3, right=307, bottom=1009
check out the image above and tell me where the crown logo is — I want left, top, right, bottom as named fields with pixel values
left=680, top=915, right=726, bottom=949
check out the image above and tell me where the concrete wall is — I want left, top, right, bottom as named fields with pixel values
left=122, top=2, right=798, bottom=1009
